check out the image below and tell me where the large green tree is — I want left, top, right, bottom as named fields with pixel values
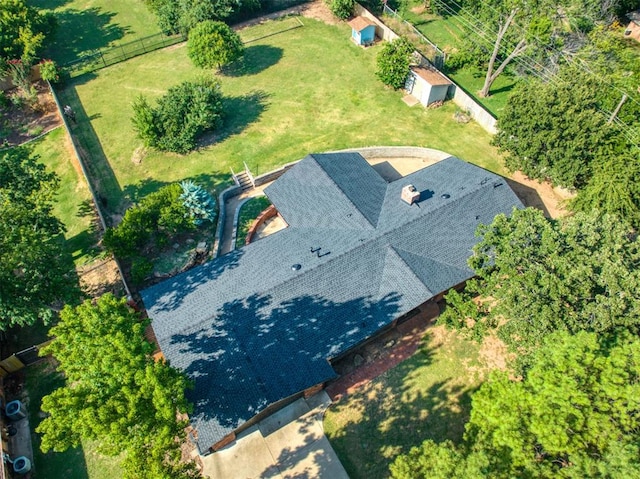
left=391, top=331, right=640, bottom=478
left=571, top=147, right=640, bottom=227
left=0, top=147, right=75, bottom=329
left=440, top=208, right=640, bottom=353
left=494, top=70, right=615, bottom=189
left=187, top=20, right=244, bottom=70
left=0, top=0, right=55, bottom=61
left=37, top=294, right=199, bottom=479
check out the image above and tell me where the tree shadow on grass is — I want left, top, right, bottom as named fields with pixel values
left=222, top=45, right=284, bottom=77
left=25, top=362, right=91, bottom=479
left=121, top=173, right=232, bottom=206
left=54, top=83, right=123, bottom=219
left=198, top=91, right=269, bottom=147
left=29, top=0, right=71, bottom=9
left=324, top=333, right=478, bottom=479
left=46, top=8, right=129, bottom=65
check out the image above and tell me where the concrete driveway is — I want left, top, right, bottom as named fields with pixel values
left=201, top=391, right=349, bottom=479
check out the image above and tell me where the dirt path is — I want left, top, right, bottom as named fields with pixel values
left=234, top=0, right=338, bottom=31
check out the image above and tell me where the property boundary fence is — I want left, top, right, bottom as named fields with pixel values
left=62, top=32, right=186, bottom=78
left=0, top=340, right=52, bottom=377
left=382, top=4, right=446, bottom=70
left=48, top=81, right=132, bottom=297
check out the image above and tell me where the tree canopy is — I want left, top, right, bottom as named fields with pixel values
left=439, top=208, right=640, bottom=353
left=375, top=37, right=414, bottom=90
left=187, top=20, right=244, bottom=69
left=37, top=294, right=199, bottom=479
left=391, top=331, right=640, bottom=478
left=0, top=147, right=76, bottom=329
left=493, top=70, right=616, bottom=189
left=0, top=0, right=55, bottom=61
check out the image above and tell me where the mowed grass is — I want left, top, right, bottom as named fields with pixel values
left=56, top=17, right=504, bottom=216
left=26, top=361, right=124, bottom=479
left=29, top=0, right=161, bottom=64
left=30, top=127, right=100, bottom=264
left=324, top=326, right=488, bottom=479
left=236, top=195, right=271, bottom=247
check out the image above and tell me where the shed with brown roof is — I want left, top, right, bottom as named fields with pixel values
left=406, top=65, right=452, bottom=106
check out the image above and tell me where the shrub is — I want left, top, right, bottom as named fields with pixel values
left=180, top=180, right=217, bottom=225
left=187, top=20, right=244, bottom=70
left=131, top=76, right=224, bottom=154
left=131, top=257, right=154, bottom=284
left=376, top=37, right=414, bottom=89
left=39, top=59, right=59, bottom=83
left=103, top=184, right=195, bottom=258
left=327, top=0, right=354, bottom=19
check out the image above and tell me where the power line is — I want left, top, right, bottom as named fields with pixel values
left=428, top=0, right=640, bottom=144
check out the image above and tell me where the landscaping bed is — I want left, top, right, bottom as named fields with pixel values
left=0, top=81, right=62, bottom=147
left=235, top=195, right=272, bottom=247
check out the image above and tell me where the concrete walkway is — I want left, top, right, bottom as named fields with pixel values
left=218, top=184, right=270, bottom=256
left=201, top=392, right=349, bottom=479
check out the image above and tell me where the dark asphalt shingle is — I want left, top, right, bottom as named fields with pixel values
left=141, top=153, right=523, bottom=452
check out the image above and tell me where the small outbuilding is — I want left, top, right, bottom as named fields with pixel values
left=348, top=16, right=376, bottom=46
left=405, top=65, right=452, bottom=107
left=625, top=10, right=640, bottom=42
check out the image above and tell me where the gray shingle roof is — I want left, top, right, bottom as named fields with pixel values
left=141, top=153, right=523, bottom=453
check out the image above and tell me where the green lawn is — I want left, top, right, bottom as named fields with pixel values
left=236, top=195, right=271, bottom=247
left=56, top=16, right=504, bottom=218
left=30, top=127, right=100, bottom=265
left=324, top=326, right=487, bottom=479
left=26, top=361, right=123, bottom=479
left=29, top=0, right=161, bottom=64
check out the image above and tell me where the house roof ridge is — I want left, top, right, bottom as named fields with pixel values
left=308, top=153, right=384, bottom=228
left=375, top=245, right=432, bottom=300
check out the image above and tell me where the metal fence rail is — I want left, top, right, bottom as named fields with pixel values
left=382, top=4, right=446, bottom=70
left=63, top=32, right=186, bottom=78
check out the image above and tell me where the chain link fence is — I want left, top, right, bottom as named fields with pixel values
left=62, top=32, right=186, bottom=78
left=382, top=4, right=446, bottom=70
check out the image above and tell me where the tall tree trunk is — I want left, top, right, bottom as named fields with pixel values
left=480, top=9, right=527, bottom=98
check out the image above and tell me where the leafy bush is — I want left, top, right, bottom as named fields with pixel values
left=39, top=59, right=59, bottom=83
left=180, top=180, right=217, bottom=225
left=131, top=257, right=154, bottom=285
left=327, top=0, right=354, bottom=19
left=131, top=76, right=224, bottom=154
left=187, top=20, right=244, bottom=70
left=103, top=184, right=195, bottom=258
left=375, top=37, right=414, bottom=89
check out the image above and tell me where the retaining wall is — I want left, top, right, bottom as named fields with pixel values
left=214, top=185, right=242, bottom=258
left=245, top=205, right=278, bottom=245
left=253, top=160, right=299, bottom=186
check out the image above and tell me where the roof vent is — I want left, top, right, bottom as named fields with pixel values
left=401, top=185, right=420, bottom=205
left=291, top=264, right=302, bottom=271
left=441, top=193, right=450, bottom=199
